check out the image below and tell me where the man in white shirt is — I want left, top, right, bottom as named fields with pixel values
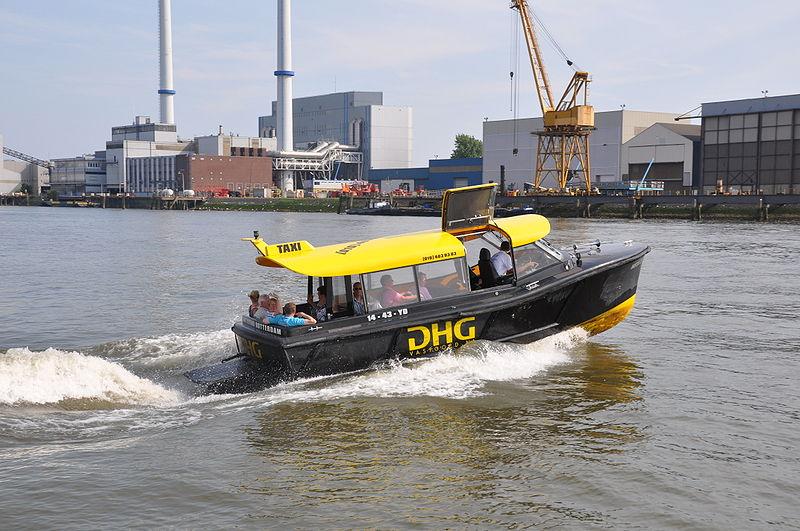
left=491, top=241, right=514, bottom=277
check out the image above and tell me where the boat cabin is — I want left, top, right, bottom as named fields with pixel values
left=242, top=184, right=568, bottom=337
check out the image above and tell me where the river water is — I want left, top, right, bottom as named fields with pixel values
left=1, top=206, right=798, bottom=529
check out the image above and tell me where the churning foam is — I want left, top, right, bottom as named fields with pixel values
left=0, top=347, right=181, bottom=407
left=221, top=328, right=589, bottom=410
left=102, top=329, right=234, bottom=368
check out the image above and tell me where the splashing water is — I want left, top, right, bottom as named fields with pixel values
left=221, top=328, right=589, bottom=410
left=0, top=348, right=182, bottom=407
left=0, top=329, right=589, bottom=441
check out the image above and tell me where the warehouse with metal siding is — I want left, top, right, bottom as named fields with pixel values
left=482, top=110, right=681, bottom=191
left=701, top=94, right=800, bottom=194
left=369, top=157, right=482, bottom=192
left=621, top=123, right=701, bottom=192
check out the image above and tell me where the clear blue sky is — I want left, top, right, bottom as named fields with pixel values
left=2, top=0, right=798, bottom=166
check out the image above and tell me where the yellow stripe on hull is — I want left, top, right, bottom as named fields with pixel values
left=579, top=295, right=637, bottom=336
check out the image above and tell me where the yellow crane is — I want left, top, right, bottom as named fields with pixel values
left=510, top=0, right=594, bottom=192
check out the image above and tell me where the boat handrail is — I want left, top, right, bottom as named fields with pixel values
left=569, top=239, right=602, bottom=251
left=242, top=315, right=321, bottom=337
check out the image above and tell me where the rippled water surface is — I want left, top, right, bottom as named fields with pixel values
left=1, top=206, right=799, bottom=529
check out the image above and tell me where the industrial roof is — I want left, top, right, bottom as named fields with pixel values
left=702, top=93, right=800, bottom=117
left=658, top=122, right=701, bottom=141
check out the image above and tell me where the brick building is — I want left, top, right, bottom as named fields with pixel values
left=126, top=154, right=273, bottom=196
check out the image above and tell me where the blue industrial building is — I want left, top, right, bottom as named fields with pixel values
left=368, top=157, right=482, bottom=192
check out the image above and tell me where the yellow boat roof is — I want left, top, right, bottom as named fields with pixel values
left=247, top=230, right=465, bottom=277
left=244, top=213, right=551, bottom=277
left=492, top=214, right=551, bottom=246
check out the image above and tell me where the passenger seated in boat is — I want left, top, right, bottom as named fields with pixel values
left=248, top=290, right=260, bottom=318
left=253, top=294, right=280, bottom=323
left=477, top=248, right=498, bottom=288
left=307, top=285, right=328, bottom=322
left=352, top=282, right=366, bottom=315
left=491, top=241, right=514, bottom=277
left=418, top=272, right=432, bottom=301
left=380, top=274, right=416, bottom=308
left=269, top=302, right=317, bottom=327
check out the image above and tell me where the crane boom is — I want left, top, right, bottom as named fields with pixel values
left=510, top=0, right=554, bottom=113
left=509, top=0, right=595, bottom=192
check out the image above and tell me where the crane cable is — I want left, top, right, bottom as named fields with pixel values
left=510, top=10, right=521, bottom=155
left=529, top=10, right=578, bottom=71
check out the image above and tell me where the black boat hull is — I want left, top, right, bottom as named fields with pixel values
left=187, top=242, right=648, bottom=393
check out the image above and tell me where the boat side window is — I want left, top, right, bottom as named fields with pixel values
left=514, top=241, right=562, bottom=276
left=415, top=258, right=469, bottom=301
left=461, top=229, right=513, bottom=289
left=363, top=266, right=419, bottom=312
left=329, top=275, right=353, bottom=317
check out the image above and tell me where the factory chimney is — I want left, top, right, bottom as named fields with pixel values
left=158, top=0, right=176, bottom=125
left=275, top=0, right=295, bottom=192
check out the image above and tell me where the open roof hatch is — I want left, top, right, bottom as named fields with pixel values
left=440, top=183, right=498, bottom=235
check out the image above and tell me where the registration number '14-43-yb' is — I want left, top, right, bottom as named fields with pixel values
left=367, top=308, right=409, bottom=322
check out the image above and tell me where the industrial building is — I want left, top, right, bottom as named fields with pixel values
left=50, top=153, right=107, bottom=196
left=195, top=134, right=277, bottom=158
left=104, top=116, right=193, bottom=194
left=1, top=134, right=22, bottom=194
left=701, top=93, right=800, bottom=194
left=621, top=123, right=701, bottom=192
left=369, top=157, right=482, bottom=193
left=127, top=154, right=272, bottom=196
left=483, top=110, right=681, bottom=191
left=1, top=134, right=50, bottom=195
left=258, top=91, right=413, bottom=172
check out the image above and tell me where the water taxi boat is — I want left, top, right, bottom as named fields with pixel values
left=186, top=184, right=649, bottom=393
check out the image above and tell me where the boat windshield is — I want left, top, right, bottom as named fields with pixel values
left=514, top=241, right=564, bottom=277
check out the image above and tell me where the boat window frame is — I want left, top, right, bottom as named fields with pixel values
left=362, top=265, right=421, bottom=312
left=328, top=275, right=354, bottom=318
left=513, top=240, right=566, bottom=280
left=536, top=238, right=565, bottom=261
left=461, top=228, right=519, bottom=287
left=413, top=256, right=471, bottom=302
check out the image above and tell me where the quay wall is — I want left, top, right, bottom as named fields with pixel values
left=4, top=193, right=800, bottom=221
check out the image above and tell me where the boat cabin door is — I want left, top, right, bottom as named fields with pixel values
left=441, top=183, right=497, bottom=235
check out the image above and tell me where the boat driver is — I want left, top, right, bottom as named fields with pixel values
left=491, top=241, right=514, bottom=277
left=269, top=303, right=317, bottom=327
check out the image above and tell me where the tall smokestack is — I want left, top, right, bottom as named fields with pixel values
left=276, top=0, right=295, bottom=192
left=158, top=0, right=176, bottom=125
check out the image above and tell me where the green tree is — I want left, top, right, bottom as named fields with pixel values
left=451, top=134, right=483, bottom=159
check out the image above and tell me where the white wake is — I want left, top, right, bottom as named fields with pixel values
left=221, top=328, right=589, bottom=411
left=0, top=347, right=182, bottom=407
